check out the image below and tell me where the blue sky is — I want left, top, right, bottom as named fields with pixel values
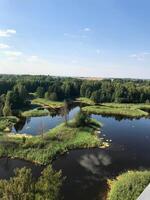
left=0, top=0, right=150, bottom=78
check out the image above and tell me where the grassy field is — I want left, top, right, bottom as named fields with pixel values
left=0, top=116, right=18, bottom=131
left=107, top=170, right=150, bottom=200
left=76, top=97, right=95, bottom=105
left=0, top=118, right=104, bottom=164
left=21, top=108, right=50, bottom=117
left=32, top=98, right=64, bottom=109
left=82, top=103, right=150, bottom=117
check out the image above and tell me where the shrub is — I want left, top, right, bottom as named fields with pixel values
left=108, top=170, right=150, bottom=200
left=0, top=165, right=63, bottom=200
left=75, top=110, right=90, bottom=127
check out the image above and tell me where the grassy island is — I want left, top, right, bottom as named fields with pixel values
left=82, top=103, right=150, bottom=118
left=32, top=98, right=64, bottom=109
left=107, top=170, right=150, bottom=200
left=21, top=108, right=50, bottom=117
left=76, top=97, right=95, bottom=105
left=0, top=117, right=104, bottom=164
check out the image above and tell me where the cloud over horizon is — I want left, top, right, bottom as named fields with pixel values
left=0, top=29, right=16, bottom=37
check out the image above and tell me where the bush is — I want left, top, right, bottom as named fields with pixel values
left=0, top=165, right=63, bottom=200
left=108, top=170, right=150, bottom=200
left=75, top=110, right=90, bottom=127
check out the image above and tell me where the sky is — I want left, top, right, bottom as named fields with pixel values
left=0, top=0, right=150, bottom=79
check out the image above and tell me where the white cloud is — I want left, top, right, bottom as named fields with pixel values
left=129, top=52, right=150, bottom=61
left=0, top=43, right=10, bottom=49
left=0, top=29, right=16, bottom=37
left=83, top=27, right=91, bottom=32
left=4, top=51, right=22, bottom=57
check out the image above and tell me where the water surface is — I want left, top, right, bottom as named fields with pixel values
left=12, top=106, right=80, bottom=135
left=53, top=115, right=150, bottom=200
left=0, top=157, right=43, bottom=180
left=3, top=108, right=150, bottom=200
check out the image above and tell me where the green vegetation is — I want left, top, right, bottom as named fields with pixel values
left=0, top=165, right=62, bottom=200
left=21, top=108, right=49, bottom=117
left=107, top=170, right=150, bottom=200
left=0, top=117, right=102, bottom=164
left=76, top=97, right=95, bottom=105
left=1, top=75, right=150, bottom=115
left=82, top=103, right=150, bottom=117
left=74, top=110, right=91, bottom=127
left=32, top=98, right=64, bottom=109
left=0, top=116, right=18, bottom=131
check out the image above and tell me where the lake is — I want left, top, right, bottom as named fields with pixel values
left=2, top=107, right=150, bottom=200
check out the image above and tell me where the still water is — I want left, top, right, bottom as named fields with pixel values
left=12, top=106, right=80, bottom=135
left=1, top=107, right=150, bottom=200
left=53, top=116, right=150, bottom=200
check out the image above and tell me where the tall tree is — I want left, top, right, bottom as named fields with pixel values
left=3, top=91, right=12, bottom=116
left=36, top=86, right=44, bottom=98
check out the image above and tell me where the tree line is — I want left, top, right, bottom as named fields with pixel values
left=0, top=75, right=150, bottom=116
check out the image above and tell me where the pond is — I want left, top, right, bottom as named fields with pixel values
left=12, top=106, right=80, bottom=135
left=2, top=107, right=150, bottom=200
left=53, top=115, right=150, bottom=200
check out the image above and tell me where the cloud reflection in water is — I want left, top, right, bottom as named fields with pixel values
left=79, top=152, right=111, bottom=175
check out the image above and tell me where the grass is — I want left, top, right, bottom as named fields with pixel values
left=82, top=103, right=150, bottom=117
left=0, top=116, right=18, bottom=131
left=76, top=97, right=95, bottom=105
left=107, top=170, right=150, bottom=200
left=0, top=118, right=104, bottom=164
left=21, top=108, right=50, bottom=117
left=32, top=98, right=64, bottom=109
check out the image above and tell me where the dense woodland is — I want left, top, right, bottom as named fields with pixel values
left=0, top=74, right=150, bottom=116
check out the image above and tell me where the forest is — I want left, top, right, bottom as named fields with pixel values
left=0, top=74, right=150, bottom=117
left=0, top=74, right=150, bottom=200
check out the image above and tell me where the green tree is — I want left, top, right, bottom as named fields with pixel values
left=36, top=87, right=44, bottom=98
left=35, top=165, right=62, bottom=200
left=3, top=92, right=12, bottom=116
left=13, top=83, right=28, bottom=107
left=0, top=94, right=6, bottom=116
left=44, top=91, right=50, bottom=99
left=75, top=110, right=90, bottom=127
left=90, top=91, right=101, bottom=104
left=0, top=165, right=63, bottom=200
left=49, top=92, right=58, bottom=101
left=61, top=100, right=69, bottom=125
left=0, top=167, right=34, bottom=200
